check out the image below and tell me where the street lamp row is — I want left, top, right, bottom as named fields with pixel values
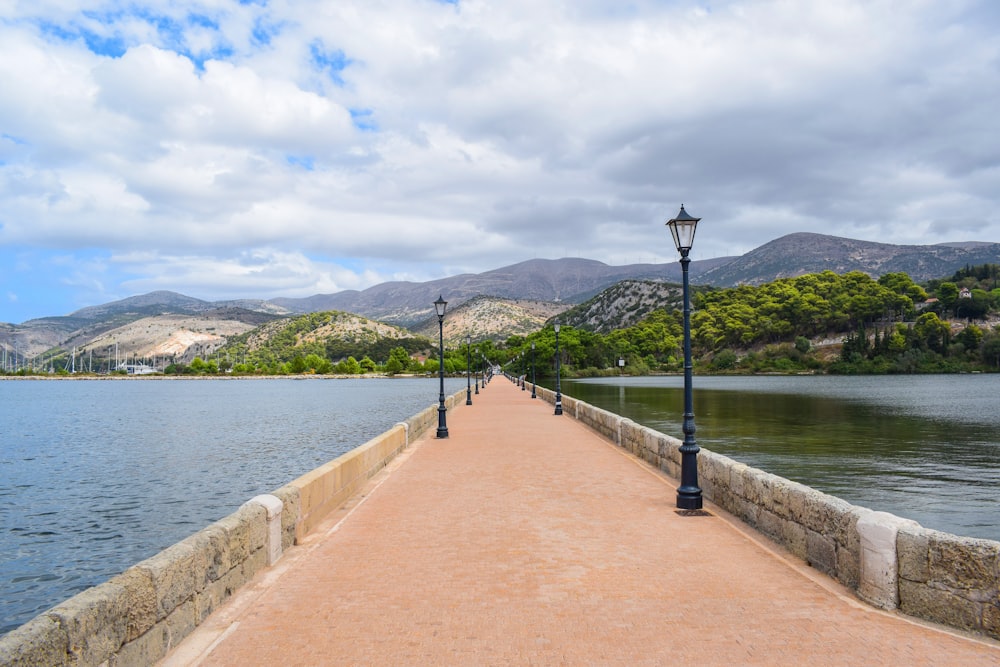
left=434, top=203, right=700, bottom=514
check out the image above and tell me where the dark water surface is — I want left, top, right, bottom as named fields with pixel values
left=0, top=377, right=466, bottom=635
left=563, top=374, right=1000, bottom=544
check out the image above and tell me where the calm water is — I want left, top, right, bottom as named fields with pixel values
left=0, top=377, right=466, bottom=635
left=564, top=375, right=1000, bottom=544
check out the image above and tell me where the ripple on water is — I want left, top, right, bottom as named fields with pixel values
left=0, top=377, right=468, bottom=635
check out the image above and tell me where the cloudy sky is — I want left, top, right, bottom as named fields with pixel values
left=2, top=1, right=999, bottom=323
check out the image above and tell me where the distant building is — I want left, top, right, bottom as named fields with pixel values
left=117, top=363, right=158, bottom=375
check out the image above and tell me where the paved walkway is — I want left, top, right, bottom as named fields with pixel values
left=162, top=379, right=1000, bottom=666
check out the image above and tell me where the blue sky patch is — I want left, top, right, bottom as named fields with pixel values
left=310, top=41, right=353, bottom=86
left=349, top=109, right=378, bottom=132
left=252, top=16, right=284, bottom=46
left=286, top=155, right=315, bottom=171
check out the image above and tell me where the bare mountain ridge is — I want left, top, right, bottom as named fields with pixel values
left=700, top=233, right=1000, bottom=286
left=270, top=256, right=734, bottom=326
left=3, top=234, right=997, bottom=361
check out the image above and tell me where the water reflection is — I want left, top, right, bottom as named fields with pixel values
left=563, top=376, right=1000, bottom=542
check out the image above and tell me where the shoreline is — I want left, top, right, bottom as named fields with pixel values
left=0, top=373, right=449, bottom=381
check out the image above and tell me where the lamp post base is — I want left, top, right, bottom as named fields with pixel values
left=436, top=406, right=449, bottom=439
left=676, top=488, right=703, bottom=510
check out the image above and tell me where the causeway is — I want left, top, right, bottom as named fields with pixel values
left=162, top=378, right=1000, bottom=666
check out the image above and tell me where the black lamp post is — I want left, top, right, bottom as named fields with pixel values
left=465, top=333, right=473, bottom=405
left=553, top=322, right=563, bottom=415
left=530, top=342, right=537, bottom=398
left=521, top=351, right=526, bottom=391
left=667, top=205, right=702, bottom=510
left=435, top=295, right=449, bottom=439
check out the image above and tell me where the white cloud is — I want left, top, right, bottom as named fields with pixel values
left=1, top=0, right=999, bottom=322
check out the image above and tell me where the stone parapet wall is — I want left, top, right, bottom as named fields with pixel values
left=897, top=527, right=1000, bottom=638
left=536, top=387, right=1000, bottom=641
left=0, top=389, right=465, bottom=666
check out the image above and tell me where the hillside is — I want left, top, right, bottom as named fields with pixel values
left=270, top=256, right=732, bottom=326
left=410, top=295, right=567, bottom=345
left=74, top=310, right=275, bottom=366
left=700, top=233, right=1000, bottom=286
left=4, top=233, right=999, bottom=365
left=556, top=280, right=684, bottom=333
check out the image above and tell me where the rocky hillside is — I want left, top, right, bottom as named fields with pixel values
left=700, top=233, right=1000, bottom=286
left=237, top=311, right=414, bottom=355
left=5, top=233, right=998, bottom=364
left=74, top=310, right=274, bottom=366
left=270, top=256, right=731, bottom=326
left=556, top=280, right=684, bottom=333
left=411, top=296, right=568, bottom=346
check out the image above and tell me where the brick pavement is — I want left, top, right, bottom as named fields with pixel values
left=162, top=378, right=1000, bottom=666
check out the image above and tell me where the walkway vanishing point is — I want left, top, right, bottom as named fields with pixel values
left=162, top=379, right=1000, bottom=666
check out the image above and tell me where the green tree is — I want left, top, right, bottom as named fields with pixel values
left=955, top=324, right=983, bottom=351
left=980, top=331, right=1000, bottom=368
left=937, top=282, right=959, bottom=314
left=913, top=312, right=950, bottom=353
left=384, top=356, right=404, bottom=375
left=288, top=355, right=308, bottom=374
left=336, top=356, right=362, bottom=374
left=304, top=353, right=333, bottom=374
left=388, top=346, right=411, bottom=372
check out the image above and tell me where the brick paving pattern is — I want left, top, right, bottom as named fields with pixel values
left=163, top=378, right=1000, bottom=666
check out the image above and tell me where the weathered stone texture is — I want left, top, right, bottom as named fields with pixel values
left=112, top=623, right=168, bottom=667
left=899, top=580, right=982, bottom=633
left=984, top=600, right=1000, bottom=638
left=807, top=530, right=837, bottom=576
left=270, top=484, right=301, bottom=553
left=49, top=580, right=129, bottom=666
left=112, top=567, right=157, bottom=641
left=927, top=532, right=1000, bottom=600
left=897, top=527, right=931, bottom=583
left=0, top=614, right=68, bottom=667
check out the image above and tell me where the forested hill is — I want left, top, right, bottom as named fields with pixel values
left=699, top=233, right=1000, bottom=286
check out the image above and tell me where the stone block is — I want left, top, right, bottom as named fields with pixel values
left=857, top=511, right=919, bottom=610
left=983, top=601, right=1000, bottom=640
left=896, top=526, right=930, bottom=584
left=927, top=531, right=1000, bottom=599
left=112, top=566, right=157, bottom=641
left=114, top=622, right=168, bottom=667
left=164, top=599, right=198, bottom=655
left=799, top=489, right=854, bottom=537
left=781, top=519, right=808, bottom=560
left=728, top=462, right=747, bottom=499
left=734, top=498, right=760, bottom=527
left=49, top=579, right=135, bottom=665
left=138, top=539, right=202, bottom=620
left=836, top=540, right=861, bottom=590
left=0, top=614, right=68, bottom=667
left=772, top=477, right=797, bottom=520
left=272, top=484, right=301, bottom=551
left=899, top=580, right=982, bottom=633
left=807, top=530, right=837, bottom=576
left=757, top=509, right=783, bottom=543
left=249, top=494, right=284, bottom=566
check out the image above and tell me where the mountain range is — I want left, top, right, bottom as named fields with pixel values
left=2, top=233, right=997, bottom=362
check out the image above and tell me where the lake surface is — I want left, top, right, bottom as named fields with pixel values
left=0, top=377, right=467, bottom=635
left=563, top=375, right=1000, bottom=544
